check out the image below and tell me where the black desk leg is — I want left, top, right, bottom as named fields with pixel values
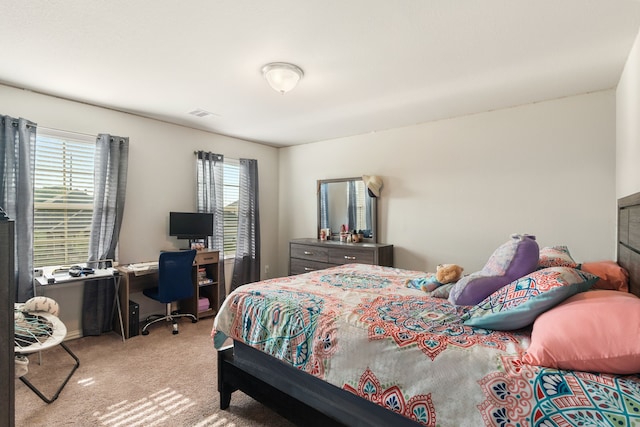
left=18, top=342, right=80, bottom=404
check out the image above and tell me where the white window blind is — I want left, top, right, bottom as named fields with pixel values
left=223, top=159, right=239, bottom=256
left=34, top=130, right=95, bottom=267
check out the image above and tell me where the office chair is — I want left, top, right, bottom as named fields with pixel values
left=141, top=250, right=198, bottom=335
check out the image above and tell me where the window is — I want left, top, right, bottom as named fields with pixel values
left=33, top=130, right=95, bottom=267
left=354, top=180, right=367, bottom=231
left=223, top=159, right=239, bottom=256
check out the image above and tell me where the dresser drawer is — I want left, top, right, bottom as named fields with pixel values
left=290, top=258, right=337, bottom=275
left=290, top=243, right=329, bottom=263
left=329, top=247, right=375, bottom=265
left=289, top=239, right=393, bottom=276
left=195, top=251, right=219, bottom=265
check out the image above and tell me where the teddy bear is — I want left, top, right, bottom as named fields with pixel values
left=407, top=263, right=464, bottom=293
left=435, top=263, right=464, bottom=285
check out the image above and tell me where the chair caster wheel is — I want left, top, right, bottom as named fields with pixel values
left=142, top=330, right=149, bottom=335
left=191, top=318, right=197, bottom=323
left=172, top=330, right=179, bottom=335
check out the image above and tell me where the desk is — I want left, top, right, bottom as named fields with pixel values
left=34, top=267, right=124, bottom=342
left=116, top=249, right=220, bottom=339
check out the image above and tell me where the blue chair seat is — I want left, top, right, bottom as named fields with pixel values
left=142, top=287, right=164, bottom=303
left=141, top=250, right=197, bottom=335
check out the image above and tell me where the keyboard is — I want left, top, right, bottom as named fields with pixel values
left=128, top=261, right=159, bottom=272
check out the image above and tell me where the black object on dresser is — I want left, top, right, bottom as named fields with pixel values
left=289, top=238, right=393, bottom=275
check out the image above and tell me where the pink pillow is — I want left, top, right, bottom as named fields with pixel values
left=523, top=290, right=640, bottom=374
left=580, top=261, right=629, bottom=292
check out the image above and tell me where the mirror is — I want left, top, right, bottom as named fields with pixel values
left=317, top=177, right=377, bottom=242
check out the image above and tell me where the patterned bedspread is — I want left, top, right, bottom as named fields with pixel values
left=213, top=264, right=640, bottom=426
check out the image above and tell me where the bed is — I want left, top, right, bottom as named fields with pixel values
left=212, top=193, right=640, bottom=427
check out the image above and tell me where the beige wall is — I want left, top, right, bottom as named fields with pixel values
left=1, top=80, right=622, bottom=332
left=279, top=91, right=617, bottom=275
left=0, top=85, right=280, bottom=269
left=0, top=84, right=280, bottom=333
left=617, top=28, right=640, bottom=199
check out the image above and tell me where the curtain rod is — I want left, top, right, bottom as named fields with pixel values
left=40, top=126, right=97, bottom=138
left=3, top=117, right=36, bottom=128
left=194, top=151, right=224, bottom=159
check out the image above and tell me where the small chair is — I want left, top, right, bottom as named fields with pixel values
left=141, top=250, right=198, bottom=335
left=14, top=297, right=80, bottom=403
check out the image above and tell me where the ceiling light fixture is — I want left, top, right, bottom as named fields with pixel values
left=261, top=62, right=304, bottom=94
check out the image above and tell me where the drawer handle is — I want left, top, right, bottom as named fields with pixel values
left=304, top=267, right=315, bottom=271
left=344, top=255, right=357, bottom=260
left=304, top=251, right=313, bottom=255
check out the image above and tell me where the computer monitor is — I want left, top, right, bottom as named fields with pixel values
left=169, top=212, right=214, bottom=242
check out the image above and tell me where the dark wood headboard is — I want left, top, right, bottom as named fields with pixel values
left=617, top=192, right=640, bottom=297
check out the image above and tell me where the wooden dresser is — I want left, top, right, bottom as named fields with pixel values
left=289, top=238, right=393, bottom=275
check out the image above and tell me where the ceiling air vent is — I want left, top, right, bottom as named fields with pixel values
left=187, top=109, right=218, bottom=118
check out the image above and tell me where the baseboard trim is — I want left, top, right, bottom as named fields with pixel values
left=64, top=329, right=82, bottom=341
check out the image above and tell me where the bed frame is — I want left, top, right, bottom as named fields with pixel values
left=217, top=193, right=640, bottom=426
left=217, top=342, right=420, bottom=426
left=617, top=192, right=640, bottom=297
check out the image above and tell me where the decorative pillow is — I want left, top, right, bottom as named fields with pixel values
left=448, top=234, right=539, bottom=306
left=462, top=267, right=598, bottom=330
left=579, top=260, right=629, bottom=292
left=523, top=290, right=640, bottom=374
left=22, top=296, right=60, bottom=317
left=538, top=246, right=577, bottom=269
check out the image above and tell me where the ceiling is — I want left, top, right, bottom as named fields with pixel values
left=2, top=1, right=640, bottom=147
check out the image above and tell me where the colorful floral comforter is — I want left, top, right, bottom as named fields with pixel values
left=213, top=264, right=640, bottom=427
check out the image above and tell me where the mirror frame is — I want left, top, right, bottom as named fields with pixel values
left=317, top=177, right=378, bottom=243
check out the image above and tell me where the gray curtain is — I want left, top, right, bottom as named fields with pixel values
left=83, top=134, right=129, bottom=336
left=0, top=116, right=36, bottom=302
left=319, top=184, right=329, bottom=229
left=347, top=180, right=357, bottom=231
left=365, top=194, right=372, bottom=235
left=231, top=159, right=260, bottom=291
left=196, top=151, right=226, bottom=307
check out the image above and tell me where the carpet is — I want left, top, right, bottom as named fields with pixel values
left=15, top=317, right=294, bottom=427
